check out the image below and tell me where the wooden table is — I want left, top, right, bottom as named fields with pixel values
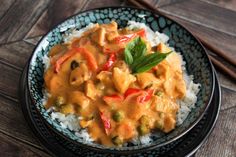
left=0, top=0, right=235, bottom=156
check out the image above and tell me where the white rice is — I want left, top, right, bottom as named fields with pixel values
left=42, top=21, right=200, bottom=146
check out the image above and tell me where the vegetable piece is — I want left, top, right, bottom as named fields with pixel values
left=124, top=37, right=147, bottom=65
left=103, top=95, right=123, bottom=106
left=137, top=89, right=154, bottom=103
left=55, top=96, right=65, bottom=107
left=123, top=37, right=172, bottom=74
left=76, top=47, right=98, bottom=71
left=99, top=111, right=111, bottom=135
left=112, top=136, right=123, bottom=146
left=137, top=124, right=150, bottom=135
left=113, top=29, right=146, bottom=44
left=70, top=60, right=79, bottom=70
left=112, top=67, right=136, bottom=93
left=112, top=110, right=124, bottom=122
left=124, top=88, right=141, bottom=98
left=102, top=53, right=116, bottom=71
left=124, top=88, right=153, bottom=103
left=54, top=47, right=98, bottom=73
left=155, top=119, right=164, bottom=130
left=85, top=80, right=97, bottom=100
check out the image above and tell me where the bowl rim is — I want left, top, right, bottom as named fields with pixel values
left=26, top=6, right=215, bottom=154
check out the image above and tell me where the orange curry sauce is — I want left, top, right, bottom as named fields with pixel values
left=44, top=21, right=186, bottom=146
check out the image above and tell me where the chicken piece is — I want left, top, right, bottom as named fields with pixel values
left=157, top=42, right=172, bottom=53
left=69, top=62, right=91, bottom=87
left=136, top=72, right=161, bottom=89
left=61, top=104, right=75, bottom=115
left=163, top=114, right=176, bottom=133
left=101, top=21, right=118, bottom=32
left=91, top=27, right=106, bottom=46
left=85, top=80, right=97, bottom=100
left=116, top=121, right=136, bottom=140
left=112, top=67, right=136, bottom=93
left=69, top=91, right=90, bottom=109
left=155, top=61, right=171, bottom=79
left=96, top=71, right=113, bottom=87
left=151, top=96, right=179, bottom=114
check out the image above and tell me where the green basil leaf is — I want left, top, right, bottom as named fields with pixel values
left=124, top=37, right=146, bottom=65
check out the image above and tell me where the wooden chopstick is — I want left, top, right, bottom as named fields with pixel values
left=128, top=0, right=236, bottom=80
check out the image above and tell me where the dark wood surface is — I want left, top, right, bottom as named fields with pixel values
left=0, top=0, right=235, bottom=156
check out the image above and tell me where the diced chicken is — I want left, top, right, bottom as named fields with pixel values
left=96, top=71, right=113, bottom=87
left=112, top=67, right=136, bottom=93
left=60, top=104, right=75, bottom=114
left=101, top=21, right=118, bottom=32
left=91, top=27, right=106, bottom=46
left=116, top=121, right=136, bottom=140
left=85, top=80, right=97, bottom=100
left=157, top=42, right=172, bottom=53
left=163, top=114, right=176, bottom=133
left=137, top=72, right=161, bottom=89
left=69, top=63, right=91, bottom=87
left=151, top=96, right=179, bottom=114
left=69, top=91, right=90, bottom=109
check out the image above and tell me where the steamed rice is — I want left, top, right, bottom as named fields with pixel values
left=42, top=21, right=200, bottom=146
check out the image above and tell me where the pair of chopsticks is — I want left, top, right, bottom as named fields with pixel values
left=128, top=0, right=236, bottom=80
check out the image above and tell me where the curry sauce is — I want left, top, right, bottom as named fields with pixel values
left=44, top=21, right=186, bottom=146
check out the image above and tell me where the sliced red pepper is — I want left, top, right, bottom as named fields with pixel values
left=103, top=94, right=123, bottom=106
left=99, top=111, right=111, bottom=135
left=137, top=89, right=154, bottom=103
left=102, top=53, right=116, bottom=71
left=76, top=47, right=98, bottom=71
left=54, top=49, right=77, bottom=73
left=124, top=88, right=142, bottom=98
left=124, top=88, right=153, bottom=103
left=54, top=47, right=98, bottom=73
left=113, top=29, right=146, bottom=44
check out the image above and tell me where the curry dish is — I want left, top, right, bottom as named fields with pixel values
left=44, top=21, right=186, bottom=146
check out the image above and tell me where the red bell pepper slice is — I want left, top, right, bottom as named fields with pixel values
left=103, top=94, right=123, bottom=106
left=124, top=88, right=142, bottom=98
left=54, top=49, right=77, bottom=73
left=54, top=47, right=98, bottom=73
left=113, top=29, right=146, bottom=44
left=124, top=88, right=153, bottom=103
left=102, top=53, right=116, bottom=71
left=137, top=89, right=154, bottom=103
left=99, top=111, right=111, bottom=135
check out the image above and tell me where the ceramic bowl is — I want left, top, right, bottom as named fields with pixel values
left=27, top=7, right=215, bottom=154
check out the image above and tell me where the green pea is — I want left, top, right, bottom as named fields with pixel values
left=112, top=136, right=123, bottom=146
left=112, top=111, right=124, bottom=122
left=137, top=124, right=150, bottom=135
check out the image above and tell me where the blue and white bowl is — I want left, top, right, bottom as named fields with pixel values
left=27, top=7, right=215, bottom=154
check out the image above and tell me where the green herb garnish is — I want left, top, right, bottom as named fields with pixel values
left=124, top=37, right=172, bottom=73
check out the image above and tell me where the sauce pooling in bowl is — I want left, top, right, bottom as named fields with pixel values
left=44, top=21, right=186, bottom=146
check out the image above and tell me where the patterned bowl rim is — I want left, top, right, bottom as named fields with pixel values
left=26, top=6, right=215, bottom=154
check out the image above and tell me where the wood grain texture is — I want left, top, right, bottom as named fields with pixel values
left=159, top=0, right=236, bottom=36
left=0, top=63, right=21, bottom=99
left=84, top=0, right=125, bottom=10
left=0, top=0, right=50, bottom=44
left=143, top=0, right=185, bottom=7
left=0, top=0, right=15, bottom=19
left=26, top=0, right=88, bottom=38
left=202, top=0, right=236, bottom=12
left=0, top=41, right=34, bottom=70
left=196, top=109, right=236, bottom=157
left=0, top=132, right=49, bottom=157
